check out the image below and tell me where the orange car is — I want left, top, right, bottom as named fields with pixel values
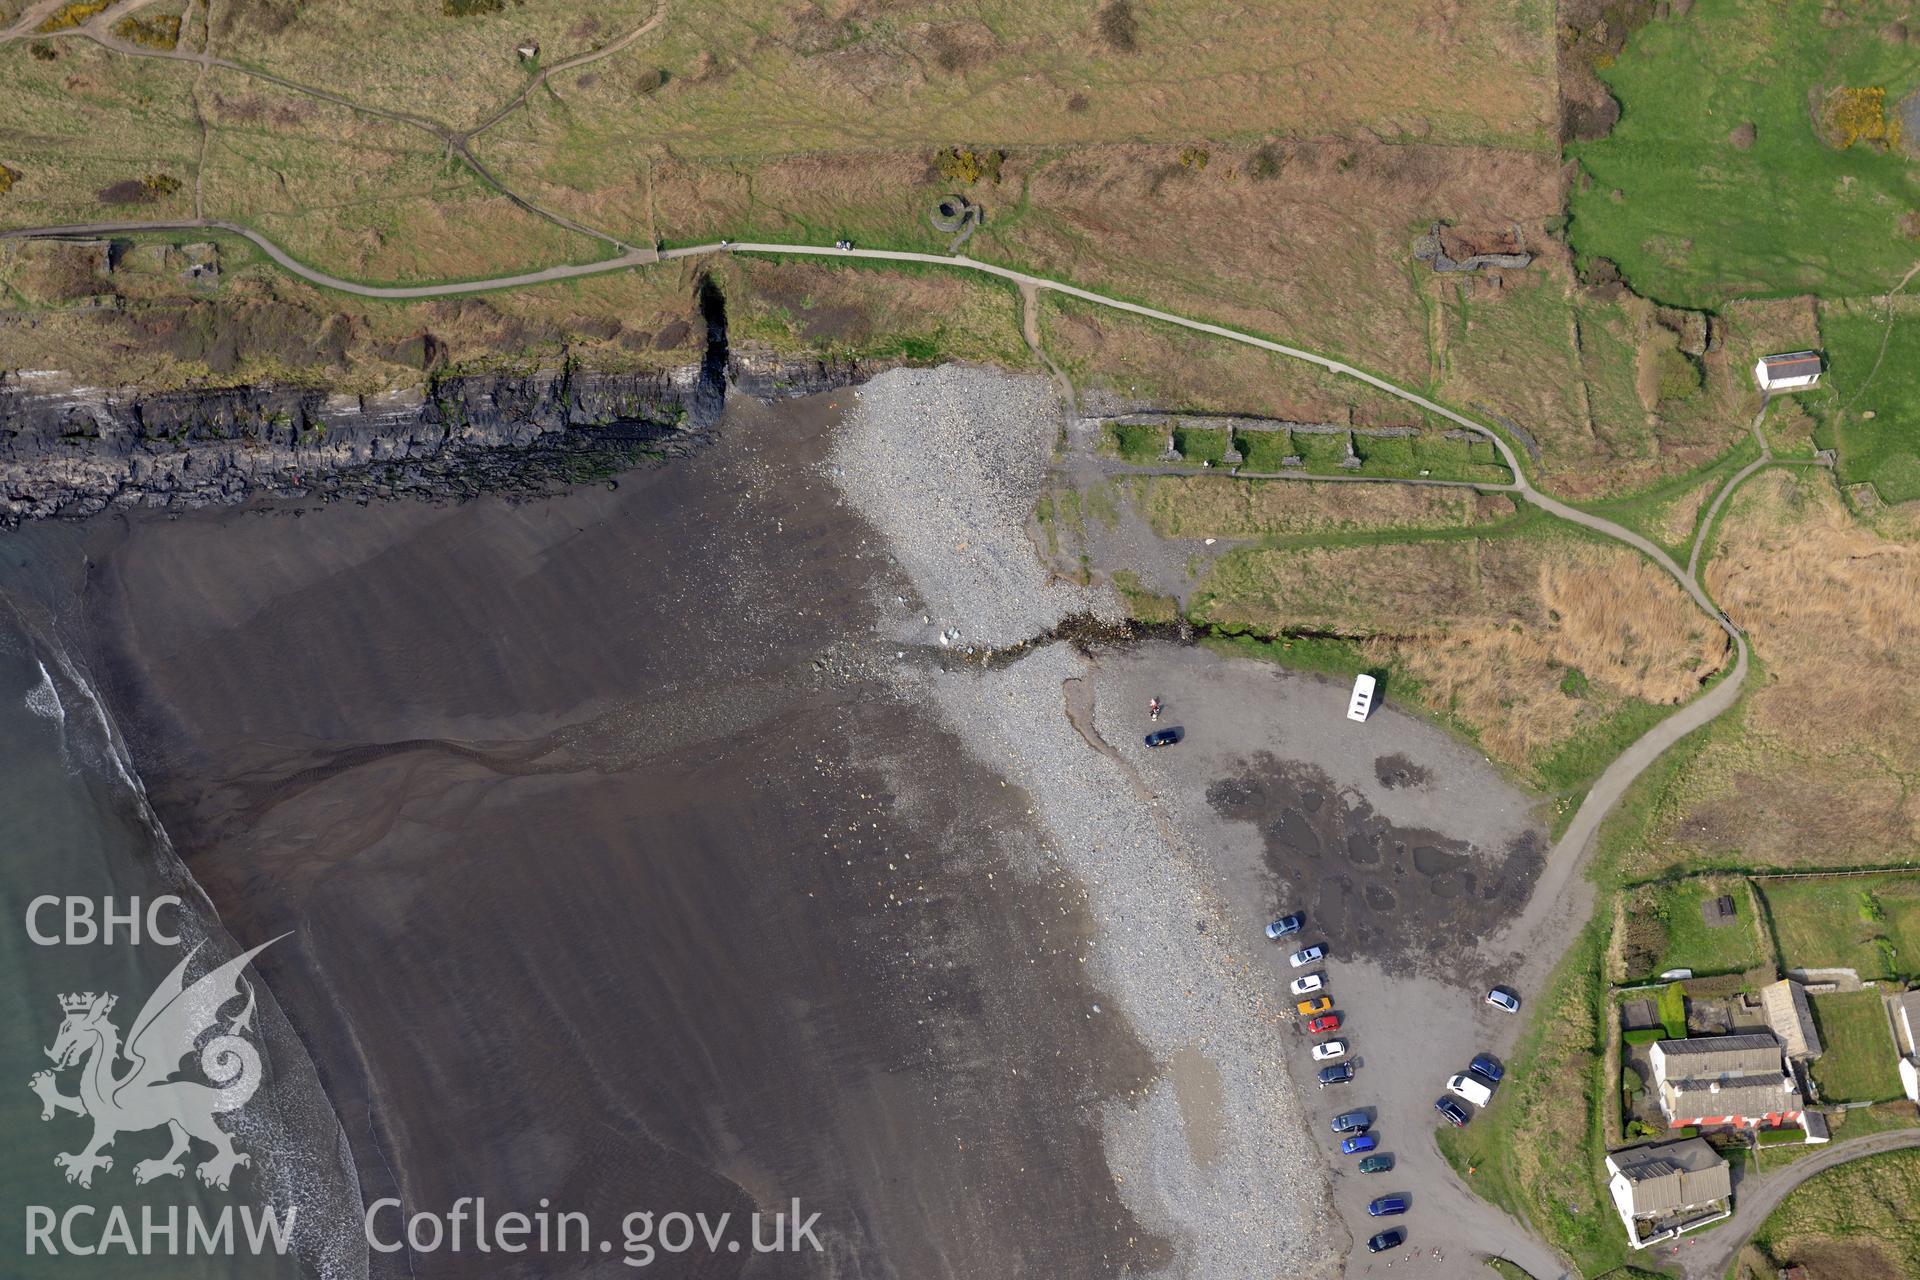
left=1296, top=996, right=1333, bottom=1017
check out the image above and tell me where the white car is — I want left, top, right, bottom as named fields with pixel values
left=1289, top=972, right=1325, bottom=997
left=1288, top=945, right=1325, bottom=968
left=1447, top=1072, right=1494, bottom=1107
left=1486, top=986, right=1521, bottom=1014
left=1311, top=1039, right=1348, bottom=1061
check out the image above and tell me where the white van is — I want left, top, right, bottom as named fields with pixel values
left=1347, top=673, right=1376, bottom=723
left=1446, top=1072, right=1493, bottom=1107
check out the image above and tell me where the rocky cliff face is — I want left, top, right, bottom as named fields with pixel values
left=0, top=346, right=906, bottom=526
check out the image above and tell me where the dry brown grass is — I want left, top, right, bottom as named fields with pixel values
left=1621, top=469, right=1920, bottom=873
left=474, top=134, right=1562, bottom=393
left=722, top=255, right=1029, bottom=367
left=1041, top=290, right=1430, bottom=426
left=1196, top=534, right=1727, bottom=764
left=1139, top=477, right=1513, bottom=540
left=0, top=244, right=717, bottom=390
left=1709, top=471, right=1920, bottom=757
left=0, top=40, right=201, bottom=226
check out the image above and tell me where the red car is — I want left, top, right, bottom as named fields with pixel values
left=1307, top=1014, right=1342, bottom=1035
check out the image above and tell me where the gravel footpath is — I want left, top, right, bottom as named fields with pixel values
left=829, top=366, right=1338, bottom=1277
left=828, top=366, right=1113, bottom=648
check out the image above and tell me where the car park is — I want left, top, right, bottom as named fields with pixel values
left=1341, top=1134, right=1378, bottom=1156
left=1434, top=1097, right=1471, bottom=1127
left=1143, top=728, right=1181, bottom=748
left=1288, top=972, right=1325, bottom=996
left=1471, top=1053, right=1504, bottom=1083
left=1306, top=1014, right=1341, bottom=1034
left=1486, top=986, right=1521, bottom=1013
left=1265, top=914, right=1304, bottom=940
left=1446, top=1072, right=1494, bottom=1107
left=1366, top=1229, right=1404, bottom=1253
left=1357, top=1154, right=1393, bottom=1175
left=1331, top=1110, right=1370, bottom=1134
left=1366, top=1196, right=1408, bottom=1217
left=1295, top=996, right=1332, bottom=1016
left=1317, top=1063, right=1354, bottom=1087
left=1287, top=945, right=1324, bottom=968
left=1310, top=1039, right=1347, bottom=1061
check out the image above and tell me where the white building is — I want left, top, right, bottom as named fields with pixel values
left=1605, top=1138, right=1733, bottom=1249
left=1892, top=990, right=1920, bottom=1105
left=1753, top=352, right=1823, bottom=392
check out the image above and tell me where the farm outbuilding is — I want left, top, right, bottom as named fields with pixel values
left=1753, top=352, right=1823, bottom=392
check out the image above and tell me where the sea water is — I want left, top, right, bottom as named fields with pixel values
left=0, top=606, right=365, bottom=1279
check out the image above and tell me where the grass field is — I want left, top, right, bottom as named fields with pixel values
left=1758, top=873, right=1920, bottom=981
left=1569, top=0, right=1920, bottom=308
left=1606, top=470, right=1920, bottom=876
left=1817, top=298, right=1920, bottom=504
left=1622, top=876, right=1768, bottom=979
left=1806, top=990, right=1904, bottom=1103
left=1750, top=1148, right=1920, bottom=1278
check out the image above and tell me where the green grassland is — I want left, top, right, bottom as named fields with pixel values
left=1625, top=875, right=1769, bottom=979
left=1816, top=298, right=1920, bottom=503
left=1806, top=990, right=1904, bottom=1103
left=1751, top=1148, right=1920, bottom=1277
left=1758, top=873, right=1920, bottom=981
left=1569, top=0, right=1920, bottom=308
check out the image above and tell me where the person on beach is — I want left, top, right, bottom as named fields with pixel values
left=1148, top=698, right=1161, bottom=721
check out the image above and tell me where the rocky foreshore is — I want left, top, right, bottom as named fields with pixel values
left=0, top=346, right=908, bottom=526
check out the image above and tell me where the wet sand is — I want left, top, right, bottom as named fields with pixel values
left=21, top=392, right=1173, bottom=1277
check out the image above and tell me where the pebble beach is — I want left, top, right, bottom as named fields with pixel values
left=832, top=366, right=1339, bottom=1277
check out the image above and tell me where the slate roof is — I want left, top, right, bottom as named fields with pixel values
left=1760, top=353, right=1823, bottom=380
left=1664, top=1075, right=1797, bottom=1121
left=1611, top=1138, right=1732, bottom=1215
left=1654, top=1034, right=1783, bottom=1079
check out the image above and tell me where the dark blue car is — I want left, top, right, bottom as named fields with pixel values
left=1331, top=1110, right=1370, bottom=1134
left=1471, top=1053, right=1505, bottom=1083
left=1144, top=727, right=1182, bottom=748
left=1265, top=913, right=1305, bottom=940
left=1317, top=1063, right=1354, bottom=1087
left=1366, top=1229, right=1404, bottom=1253
left=1435, top=1097, right=1471, bottom=1127
left=1367, top=1195, right=1409, bottom=1217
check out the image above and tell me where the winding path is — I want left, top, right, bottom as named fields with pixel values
left=1680, top=1129, right=1920, bottom=1280
left=0, top=217, right=1788, bottom=1280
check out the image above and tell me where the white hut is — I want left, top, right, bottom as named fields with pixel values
left=1753, top=352, right=1822, bottom=392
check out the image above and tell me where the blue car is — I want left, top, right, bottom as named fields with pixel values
left=1471, top=1053, right=1505, bottom=1083
left=1144, top=728, right=1182, bottom=748
left=1265, top=913, right=1305, bottom=940
left=1341, top=1134, right=1378, bottom=1155
left=1367, top=1195, right=1409, bottom=1217
left=1331, top=1110, right=1370, bottom=1134
left=1317, top=1063, right=1355, bottom=1087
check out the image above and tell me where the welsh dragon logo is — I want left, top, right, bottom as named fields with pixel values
left=29, top=937, right=281, bottom=1191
